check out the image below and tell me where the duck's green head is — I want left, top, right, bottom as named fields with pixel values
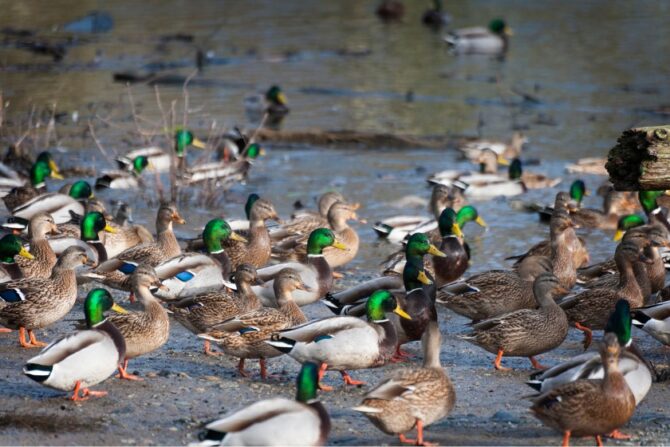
left=457, top=205, right=487, bottom=229
left=266, top=85, right=287, bottom=106
left=132, top=156, right=150, bottom=175
left=638, top=190, right=666, bottom=214
left=405, top=233, right=446, bottom=259
left=306, top=228, right=347, bottom=255
left=403, top=260, right=433, bottom=291
left=30, top=151, right=63, bottom=187
left=245, top=193, right=261, bottom=220
left=604, top=299, right=632, bottom=347
left=244, top=143, right=265, bottom=160
left=174, top=128, right=206, bottom=157
left=203, top=218, right=247, bottom=254
left=366, top=289, right=411, bottom=323
left=613, top=214, right=645, bottom=241
left=295, top=361, right=319, bottom=403
left=508, top=158, right=522, bottom=180
left=69, top=180, right=93, bottom=200
left=84, top=288, right=127, bottom=328
left=81, top=211, right=116, bottom=241
left=570, top=180, right=587, bottom=205
left=0, top=234, right=33, bottom=263
left=438, top=208, right=462, bottom=238
left=489, top=18, right=512, bottom=36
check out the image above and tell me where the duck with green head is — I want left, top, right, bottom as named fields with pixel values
left=2, top=151, right=64, bottom=212
left=23, top=288, right=127, bottom=401
left=613, top=214, right=646, bottom=241
left=267, top=289, right=411, bottom=390
left=197, top=361, right=330, bottom=446
left=0, top=234, right=34, bottom=283
left=95, top=155, right=150, bottom=190
left=80, top=211, right=117, bottom=264
left=445, top=18, right=513, bottom=55
left=264, top=85, right=289, bottom=126
left=638, top=190, right=670, bottom=233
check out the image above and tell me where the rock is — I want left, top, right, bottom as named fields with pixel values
left=491, top=411, right=520, bottom=424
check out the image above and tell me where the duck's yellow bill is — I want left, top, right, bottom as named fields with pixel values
left=613, top=229, right=624, bottom=242
left=451, top=223, right=463, bottom=238
left=192, top=138, right=207, bottom=149
left=332, top=240, right=347, bottom=250
left=417, top=270, right=433, bottom=285
left=394, top=305, right=411, bottom=320
left=104, top=224, right=117, bottom=233
left=112, top=303, right=128, bottom=314
left=475, top=216, right=487, bottom=228
left=259, top=148, right=267, bottom=156
left=19, top=247, right=34, bottom=260
left=277, top=92, right=288, bottom=105
left=497, top=155, right=510, bottom=166
left=427, top=244, right=446, bottom=258
left=231, top=232, right=248, bottom=243
left=49, top=160, right=64, bottom=179
left=504, top=26, right=514, bottom=36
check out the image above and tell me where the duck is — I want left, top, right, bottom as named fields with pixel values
left=266, top=289, right=411, bottom=390
left=15, top=213, right=59, bottom=279
left=438, top=256, right=555, bottom=322
left=194, top=362, right=330, bottom=446
left=105, top=265, right=170, bottom=380
left=459, top=273, right=569, bottom=370
left=169, top=264, right=261, bottom=356
left=631, top=300, right=670, bottom=346
left=93, top=203, right=185, bottom=291
left=273, top=202, right=359, bottom=268
left=565, top=157, right=608, bottom=176
left=0, top=234, right=35, bottom=282
left=0, top=246, right=89, bottom=348
left=558, top=241, right=649, bottom=349
left=198, top=268, right=308, bottom=379
left=23, top=288, right=127, bottom=401
left=245, top=85, right=290, bottom=129
left=522, top=180, right=587, bottom=222
left=457, top=158, right=526, bottom=199
left=220, top=196, right=279, bottom=269
left=445, top=18, right=513, bottom=55
left=528, top=300, right=652, bottom=411
left=427, top=148, right=509, bottom=187
left=613, top=214, right=646, bottom=242
left=352, top=321, right=455, bottom=446
left=2, top=151, right=64, bottom=211
left=180, top=143, right=265, bottom=187
left=72, top=211, right=119, bottom=266
left=457, top=132, right=526, bottom=162
left=154, top=218, right=248, bottom=301
left=95, top=155, right=149, bottom=190
left=253, top=228, right=347, bottom=307
left=529, top=332, right=636, bottom=447
left=271, top=191, right=346, bottom=242
left=11, top=179, right=92, bottom=224
left=567, top=186, right=632, bottom=230
left=421, top=0, right=450, bottom=28
left=116, top=128, right=206, bottom=173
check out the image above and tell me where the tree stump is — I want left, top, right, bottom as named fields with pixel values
left=606, top=125, right=670, bottom=190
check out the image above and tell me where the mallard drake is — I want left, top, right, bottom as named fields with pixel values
left=529, top=332, right=636, bottom=447
left=632, top=300, right=670, bottom=346
left=0, top=234, right=34, bottom=282
left=567, top=186, right=631, bottom=230
left=427, top=148, right=509, bottom=187
left=116, top=129, right=206, bottom=173
left=458, top=158, right=526, bottom=199
left=220, top=197, right=278, bottom=269
left=637, top=190, right=670, bottom=233
left=460, top=273, right=569, bottom=370
left=458, top=132, right=526, bottom=162
left=254, top=228, right=347, bottom=307
left=353, top=321, right=455, bottom=446
left=514, top=159, right=562, bottom=190
left=195, top=362, right=330, bottom=446
left=169, top=264, right=260, bottom=356
left=613, top=214, right=646, bottom=242
left=445, top=18, right=513, bottom=55
left=2, top=151, right=64, bottom=211
left=180, top=143, right=264, bottom=186
left=565, top=157, right=608, bottom=176
left=94, top=203, right=185, bottom=291
left=245, top=85, right=289, bottom=129
left=15, top=213, right=59, bottom=279
left=529, top=300, right=652, bottom=410
left=23, top=288, right=127, bottom=401
left=266, top=289, right=411, bottom=390
left=106, top=265, right=170, bottom=380
left=95, top=155, right=149, bottom=190
left=422, top=0, right=450, bottom=28
left=0, top=246, right=89, bottom=348
left=438, top=256, right=554, bottom=322
left=558, top=241, right=649, bottom=349
left=274, top=202, right=358, bottom=268
left=72, top=211, right=119, bottom=266
left=11, top=179, right=92, bottom=224
left=155, top=218, right=247, bottom=301
left=271, top=191, right=346, bottom=242
left=198, top=268, right=308, bottom=379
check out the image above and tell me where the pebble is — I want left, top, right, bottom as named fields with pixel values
left=491, top=411, right=520, bottom=424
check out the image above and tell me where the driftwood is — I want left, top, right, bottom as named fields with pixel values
left=606, top=125, right=670, bottom=190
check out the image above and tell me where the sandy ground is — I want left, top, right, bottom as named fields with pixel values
left=1, top=270, right=670, bottom=446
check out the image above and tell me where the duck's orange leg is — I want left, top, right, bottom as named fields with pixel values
left=562, top=430, right=571, bottom=447
left=574, top=322, right=592, bottom=350
left=494, top=349, right=511, bottom=371
left=318, top=362, right=333, bottom=391
left=19, top=327, right=34, bottom=348
left=116, top=359, right=143, bottom=381
left=399, top=433, right=417, bottom=445
left=69, top=381, right=85, bottom=401
left=340, top=370, right=365, bottom=386
left=81, top=388, right=108, bottom=399
left=391, top=345, right=414, bottom=362
left=0, top=327, right=11, bottom=333
left=595, top=435, right=603, bottom=447
left=605, top=430, right=631, bottom=440
left=416, top=419, right=437, bottom=446
left=203, top=340, right=222, bottom=356
left=28, top=330, right=47, bottom=347
left=528, top=356, right=547, bottom=370
left=237, top=358, right=250, bottom=378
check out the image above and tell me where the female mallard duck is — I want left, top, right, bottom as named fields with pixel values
left=266, top=289, right=411, bottom=390
left=427, top=148, right=509, bottom=187
left=528, top=300, right=652, bottom=415
left=195, top=362, right=330, bottom=447
left=529, top=332, right=636, bottom=447
left=0, top=246, right=89, bottom=348
left=271, top=191, right=347, bottom=242
left=169, top=264, right=260, bottom=356
left=253, top=228, right=347, bottom=307
left=95, top=155, right=149, bottom=190
left=94, top=203, right=185, bottom=291
left=353, top=321, right=455, bottom=446
left=198, top=268, right=308, bottom=379
left=11, top=179, right=92, bottom=224
left=0, top=234, right=34, bottom=282
left=460, top=273, right=569, bottom=370
left=23, top=288, right=127, bottom=401
left=106, top=265, right=170, bottom=380
left=438, top=256, right=554, bottom=322
left=15, top=213, right=59, bottom=279
left=632, top=299, right=670, bottom=346
left=565, top=157, right=608, bottom=176
left=567, top=186, right=632, bottom=230
left=181, top=143, right=264, bottom=186
left=274, top=202, right=358, bottom=268
left=116, top=129, right=206, bottom=173
left=2, top=151, right=64, bottom=211
left=558, top=241, right=649, bottom=349
left=245, top=85, right=290, bottom=129
left=445, top=18, right=513, bottom=55
left=458, top=132, right=526, bottom=162
left=154, top=218, right=247, bottom=301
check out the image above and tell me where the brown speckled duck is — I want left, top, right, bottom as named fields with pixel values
left=16, top=213, right=59, bottom=279
left=270, top=191, right=346, bottom=241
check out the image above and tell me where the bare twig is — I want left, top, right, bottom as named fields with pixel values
left=87, top=120, right=114, bottom=165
